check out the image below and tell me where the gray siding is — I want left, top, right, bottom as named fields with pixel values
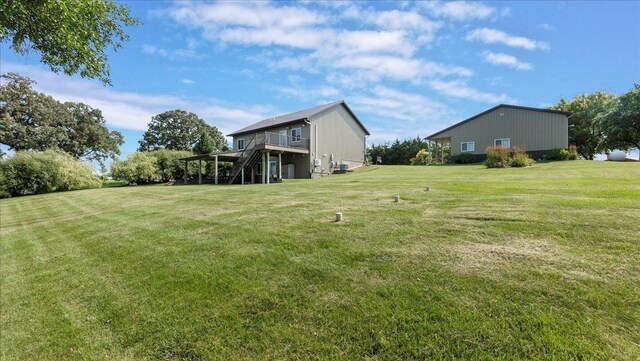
left=309, top=105, right=367, bottom=177
left=435, top=107, right=568, bottom=156
left=281, top=154, right=310, bottom=179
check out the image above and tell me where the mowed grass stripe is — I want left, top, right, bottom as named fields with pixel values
left=1, top=161, right=639, bottom=359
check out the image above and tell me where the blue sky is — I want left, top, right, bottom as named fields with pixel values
left=1, top=1, right=639, bottom=165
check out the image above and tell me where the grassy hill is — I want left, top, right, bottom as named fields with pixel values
left=1, top=161, right=639, bottom=360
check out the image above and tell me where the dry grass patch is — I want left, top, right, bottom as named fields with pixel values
left=448, top=236, right=559, bottom=273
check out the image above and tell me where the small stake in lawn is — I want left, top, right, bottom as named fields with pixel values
left=395, top=196, right=400, bottom=202
left=335, top=212, right=343, bottom=222
left=425, top=186, right=430, bottom=191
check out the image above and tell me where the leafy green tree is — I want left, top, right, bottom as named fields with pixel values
left=62, top=101, right=124, bottom=162
left=550, top=91, right=617, bottom=160
left=193, top=132, right=215, bottom=155
left=367, top=137, right=432, bottom=165
left=602, top=85, right=640, bottom=159
left=138, top=110, right=226, bottom=152
left=0, top=0, right=139, bottom=85
left=0, top=73, right=123, bottom=164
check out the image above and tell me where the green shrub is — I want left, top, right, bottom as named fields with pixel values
left=510, top=147, right=536, bottom=167
left=150, top=149, right=196, bottom=182
left=410, top=149, right=432, bottom=165
left=568, top=145, right=578, bottom=160
left=485, top=146, right=510, bottom=168
left=111, top=150, right=207, bottom=185
left=547, top=148, right=570, bottom=160
left=453, top=153, right=476, bottom=164
left=111, top=152, right=162, bottom=185
left=0, top=150, right=101, bottom=198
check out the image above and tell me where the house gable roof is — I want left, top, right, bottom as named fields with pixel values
left=228, top=100, right=370, bottom=136
left=426, top=104, right=572, bottom=140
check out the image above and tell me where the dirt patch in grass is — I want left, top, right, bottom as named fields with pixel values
left=448, top=236, right=559, bottom=272
left=423, top=207, right=437, bottom=219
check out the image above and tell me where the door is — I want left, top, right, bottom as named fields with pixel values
left=279, top=130, right=287, bottom=146
left=283, top=164, right=295, bottom=179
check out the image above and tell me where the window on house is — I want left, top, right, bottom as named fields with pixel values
left=237, top=138, right=245, bottom=151
left=291, top=127, right=302, bottom=141
left=461, top=141, right=475, bottom=152
left=494, top=138, right=511, bottom=148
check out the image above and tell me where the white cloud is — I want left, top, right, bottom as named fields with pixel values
left=142, top=44, right=168, bottom=57
left=422, top=1, right=497, bottom=21
left=351, top=85, right=448, bottom=121
left=481, top=51, right=533, bottom=70
left=466, top=28, right=550, bottom=51
left=142, top=43, right=201, bottom=59
left=3, top=63, right=273, bottom=136
left=429, top=79, right=514, bottom=103
left=161, top=2, right=463, bottom=85
left=277, top=85, right=341, bottom=100
left=369, top=10, right=442, bottom=44
left=349, top=85, right=454, bottom=143
left=332, top=55, right=472, bottom=81
left=181, top=78, right=195, bottom=84
left=169, top=2, right=327, bottom=29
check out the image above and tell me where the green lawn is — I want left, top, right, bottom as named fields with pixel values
left=1, top=161, right=639, bottom=360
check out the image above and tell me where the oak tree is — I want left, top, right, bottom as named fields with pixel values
left=1, top=0, right=139, bottom=85
left=138, top=110, right=226, bottom=152
left=0, top=73, right=123, bottom=164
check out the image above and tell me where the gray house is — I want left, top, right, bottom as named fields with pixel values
left=180, top=100, right=369, bottom=184
left=426, top=104, right=572, bottom=161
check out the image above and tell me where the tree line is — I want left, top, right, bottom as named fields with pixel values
left=0, top=73, right=230, bottom=196
left=367, top=137, right=449, bottom=165
left=550, top=85, right=639, bottom=160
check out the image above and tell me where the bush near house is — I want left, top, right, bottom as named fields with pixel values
left=410, top=149, right=432, bottom=165
left=452, top=152, right=477, bottom=164
left=485, top=146, right=511, bottom=168
left=485, top=146, right=536, bottom=168
left=547, top=148, right=571, bottom=161
left=0, top=149, right=101, bottom=198
left=510, top=147, right=536, bottom=168
left=568, top=145, right=579, bottom=160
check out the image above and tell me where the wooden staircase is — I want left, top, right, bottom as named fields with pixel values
left=228, top=134, right=260, bottom=184
left=228, top=148, right=261, bottom=184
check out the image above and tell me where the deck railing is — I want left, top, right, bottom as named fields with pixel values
left=258, top=132, right=309, bottom=150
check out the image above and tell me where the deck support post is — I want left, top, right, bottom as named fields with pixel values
left=262, top=151, right=266, bottom=184
left=198, top=159, right=202, bottom=184
left=241, top=167, right=245, bottom=185
left=251, top=167, right=255, bottom=184
left=278, top=152, right=282, bottom=180
left=266, top=152, right=271, bottom=184
left=214, top=155, right=218, bottom=184
left=184, top=160, right=188, bottom=184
